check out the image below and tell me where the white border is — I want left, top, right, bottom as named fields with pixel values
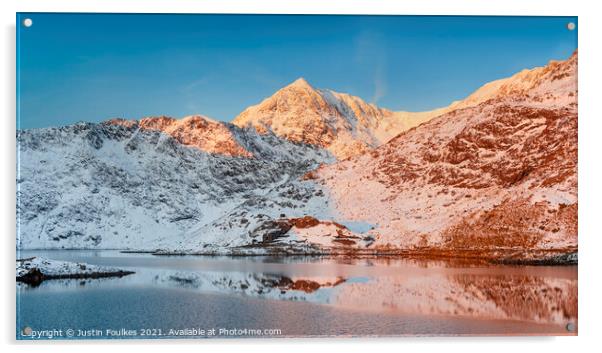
left=2, top=0, right=585, bottom=15
left=2, top=1, right=601, bottom=352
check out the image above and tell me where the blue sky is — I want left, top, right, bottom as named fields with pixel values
left=17, top=14, right=577, bottom=129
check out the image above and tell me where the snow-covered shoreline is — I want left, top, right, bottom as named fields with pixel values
left=16, top=257, right=134, bottom=285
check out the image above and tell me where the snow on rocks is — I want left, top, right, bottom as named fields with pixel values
left=311, top=52, right=578, bottom=256
left=16, top=257, right=134, bottom=285
left=107, top=115, right=254, bottom=157
left=16, top=119, right=330, bottom=250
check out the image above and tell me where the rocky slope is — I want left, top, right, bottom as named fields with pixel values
left=300, top=51, right=578, bottom=257
left=16, top=119, right=330, bottom=249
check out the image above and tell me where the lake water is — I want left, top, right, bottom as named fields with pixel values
left=16, top=250, right=577, bottom=339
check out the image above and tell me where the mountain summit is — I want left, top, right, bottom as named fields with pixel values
left=233, top=77, right=396, bottom=159
left=288, top=77, right=313, bottom=89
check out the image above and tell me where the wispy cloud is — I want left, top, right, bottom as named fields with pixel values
left=372, top=60, right=387, bottom=104
left=182, top=77, right=210, bottom=93
left=355, top=30, right=388, bottom=104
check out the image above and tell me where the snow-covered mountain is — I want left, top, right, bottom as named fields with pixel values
left=232, top=55, right=579, bottom=160
left=300, top=50, right=578, bottom=256
left=17, top=119, right=331, bottom=249
left=161, top=52, right=578, bottom=259
left=17, top=51, right=578, bottom=261
left=233, top=78, right=450, bottom=159
left=233, top=78, right=389, bottom=159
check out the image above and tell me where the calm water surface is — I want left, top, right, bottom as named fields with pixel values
left=16, top=250, right=577, bottom=339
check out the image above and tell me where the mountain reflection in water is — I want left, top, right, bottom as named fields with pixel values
left=17, top=250, right=577, bottom=337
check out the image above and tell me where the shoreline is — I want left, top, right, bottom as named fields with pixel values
left=16, top=270, right=136, bottom=286
left=16, top=247, right=578, bottom=266
left=126, top=248, right=578, bottom=266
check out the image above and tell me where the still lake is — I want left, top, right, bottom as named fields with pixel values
left=16, top=250, right=577, bottom=339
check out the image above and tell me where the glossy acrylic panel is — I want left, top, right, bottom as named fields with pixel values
left=16, top=13, right=578, bottom=339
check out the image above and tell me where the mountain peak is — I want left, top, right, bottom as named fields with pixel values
left=287, top=77, right=313, bottom=89
left=233, top=77, right=394, bottom=159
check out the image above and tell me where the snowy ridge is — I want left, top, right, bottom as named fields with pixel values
left=448, top=50, right=577, bottom=111
left=381, top=50, right=578, bottom=141
left=107, top=115, right=253, bottom=157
